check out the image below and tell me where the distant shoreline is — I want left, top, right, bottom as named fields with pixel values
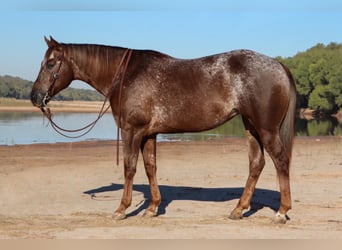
left=0, top=98, right=111, bottom=113
left=1, top=98, right=341, bottom=122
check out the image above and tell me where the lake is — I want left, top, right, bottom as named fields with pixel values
left=0, top=112, right=341, bottom=145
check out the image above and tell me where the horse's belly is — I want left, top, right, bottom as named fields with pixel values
left=153, top=101, right=236, bottom=133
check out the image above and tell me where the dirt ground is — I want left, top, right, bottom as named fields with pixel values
left=0, top=136, right=341, bottom=239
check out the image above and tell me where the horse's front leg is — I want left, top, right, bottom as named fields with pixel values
left=113, top=129, right=143, bottom=220
left=141, top=135, right=161, bottom=217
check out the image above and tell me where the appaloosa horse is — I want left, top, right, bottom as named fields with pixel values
left=31, top=36, right=296, bottom=223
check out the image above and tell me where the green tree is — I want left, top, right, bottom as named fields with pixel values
left=278, top=42, right=342, bottom=111
left=308, top=85, right=332, bottom=110
left=0, top=75, right=103, bottom=101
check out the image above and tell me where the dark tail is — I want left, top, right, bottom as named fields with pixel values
left=279, top=63, right=297, bottom=161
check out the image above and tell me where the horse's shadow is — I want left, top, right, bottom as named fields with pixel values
left=84, top=184, right=280, bottom=218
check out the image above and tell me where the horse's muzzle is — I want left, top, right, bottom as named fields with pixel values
left=30, top=89, right=50, bottom=108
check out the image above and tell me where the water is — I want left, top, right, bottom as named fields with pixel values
left=0, top=112, right=117, bottom=145
left=0, top=112, right=341, bottom=145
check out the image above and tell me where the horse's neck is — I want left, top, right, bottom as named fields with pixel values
left=67, top=44, right=127, bottom=96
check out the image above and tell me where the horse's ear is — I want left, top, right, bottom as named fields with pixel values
left=44, top=36, right=60, bottom=48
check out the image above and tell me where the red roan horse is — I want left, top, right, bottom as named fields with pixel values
left=31, top=36, right=296, bottom=224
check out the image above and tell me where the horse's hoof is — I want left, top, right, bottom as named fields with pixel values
left=143, top=209, right=157, bottom=218
left=228, top=211, right=243, bottom=220
left=112, top=212, right=126, bottom=220
left=274, top=212, right=287, bottom=224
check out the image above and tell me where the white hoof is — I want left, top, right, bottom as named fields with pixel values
left=274, top=211, right=288, bottom=224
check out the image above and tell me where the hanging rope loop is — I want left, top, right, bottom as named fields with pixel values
left=41, top=49, right=133, bottom=165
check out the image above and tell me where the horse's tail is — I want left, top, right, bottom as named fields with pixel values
left=279, top=63, right=297, bottom=162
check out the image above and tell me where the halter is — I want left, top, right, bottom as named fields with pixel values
left=41, top=53, right=64, bottom=107
left=41, top=48, right=133, bottom=166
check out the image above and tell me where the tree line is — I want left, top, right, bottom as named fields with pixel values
left=276, top=42, right=342, bottom=112
left=0, top=75, right=103, bottom=101
left=1, top=42, right=342, bottom=110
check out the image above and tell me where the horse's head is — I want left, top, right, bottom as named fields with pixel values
left=31, top=36, right=74, bottom=108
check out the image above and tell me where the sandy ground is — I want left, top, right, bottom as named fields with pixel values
left=0, top=136, right=341, bottom=239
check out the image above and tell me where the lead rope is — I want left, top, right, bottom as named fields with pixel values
left=41, top=49, right=133, bottom=166
left=116, top=49, right=133, bottom=165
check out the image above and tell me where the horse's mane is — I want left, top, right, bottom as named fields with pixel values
left=64, top=43, right=171, bottom=80
left=65, top=43, right=127, bottom=79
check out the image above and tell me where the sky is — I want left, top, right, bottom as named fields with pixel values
left=1, top=0, right=342, bottom=88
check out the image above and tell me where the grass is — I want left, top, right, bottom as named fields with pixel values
left=0, top=98, right=32, bottom=107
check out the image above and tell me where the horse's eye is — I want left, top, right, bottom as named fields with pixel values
left=47, top=60, right=55, bottom=70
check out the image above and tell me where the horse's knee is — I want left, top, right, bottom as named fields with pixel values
left=124, top=166, right=136, bottom=179
left=124, top=154, right=138, bottom=177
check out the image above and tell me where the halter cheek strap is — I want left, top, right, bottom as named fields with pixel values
left=46, top=56, right=64, bottom=98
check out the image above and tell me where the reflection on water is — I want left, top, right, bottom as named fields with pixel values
left=295, top=117, right=342, bottom=136
left=164, top=115, right=342, bottom=141
left=0, top=112, right=341, bottom=145
left=0, top=112, right=117, bottom=145
left=163, top=115, right=245, bottom=141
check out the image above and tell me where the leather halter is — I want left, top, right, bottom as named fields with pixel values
left=41, top=48, right=133, bottom=166
left=41, top=54, right=64, bottom=107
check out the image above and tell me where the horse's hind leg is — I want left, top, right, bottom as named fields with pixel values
left=229, top=118, right=265, bottom=220
left=141, top=135, right=161, bottom=217
left=261, top=131, right=291, bottom=224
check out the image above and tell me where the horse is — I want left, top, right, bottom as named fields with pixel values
left=31, top=36, right=296, bottom=224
